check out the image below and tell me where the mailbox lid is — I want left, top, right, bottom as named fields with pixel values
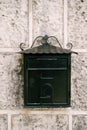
left=22, top=43, right=72, bottom=54
left=20, top=35, right=77, bottom=55
left=24, top=53, right=71, bottom=69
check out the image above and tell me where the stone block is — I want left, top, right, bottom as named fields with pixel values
left=12, top=114, right=69, bottom=130
left=0, top=115, right=8, bottom=130
left=32, top=0, right=64, bottom=44
left=68, top=0, right=87, bottom=49
left=71, top=53, right=87, bottom=110
left=73, top=115, right=87, bottom=130
left=0, top=53, right=23, bottom=109
left=0, top=0, right=28, bottom=48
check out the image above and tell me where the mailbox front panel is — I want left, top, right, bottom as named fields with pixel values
left=24, top=54, right=71, bottom=107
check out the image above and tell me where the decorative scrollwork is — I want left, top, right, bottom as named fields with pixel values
left=66, top=43, right=73, bottom=50
left=31, top=36, right=43, bottom=48
left=48, top=36, right=63, bottom=49
left=31, top=35, right=63, bottom=49
left=20, top=43, right=27, bottom=51
left=20, top=35, right=75, bottom=53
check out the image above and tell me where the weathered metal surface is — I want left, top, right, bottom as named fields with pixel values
left=21, top=43, right=71, bottom=54
left=20, top=35, right=76, bottom=54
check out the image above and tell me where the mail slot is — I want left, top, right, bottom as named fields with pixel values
left=20, top=35, right=75, bottom=107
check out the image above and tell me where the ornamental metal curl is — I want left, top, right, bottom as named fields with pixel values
left=31, top=35, right=63, bottom=49
left=20, top=43, right=26, bottom=51
left=20, top=35, right=75, bottom=53
left=66, top=42, right=73, bottom=50
left=48, top=36, right=63, bottom=49
left=31, top=36, right=43, bottom=48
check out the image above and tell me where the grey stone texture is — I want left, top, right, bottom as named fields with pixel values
left=0, top=0, right=87, bottom=129
left=0, top=115, right=8, bottom=130
left=0, top=53, right=23, bottom=109
left=0, top=0, right=28, bottom=48
left=71, top=53, right=87, bottom=110
left=73, top=115, right=87, bottom=130
left=32, top=0, right=64, bottom=44
left=12, top=114, right=68, bottom=130
left=68, top=0, right=87, bottom=49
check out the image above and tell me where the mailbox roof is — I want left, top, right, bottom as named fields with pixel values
left=22, top=43, right=74, bottom=54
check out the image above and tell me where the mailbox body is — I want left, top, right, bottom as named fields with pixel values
left=24, top=53, right=71, bottom=107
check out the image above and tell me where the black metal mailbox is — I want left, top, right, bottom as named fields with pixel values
left=20, top=35, right=75, bottom=107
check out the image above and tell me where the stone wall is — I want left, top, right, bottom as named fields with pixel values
left=0, top=0, right=87, bottom=130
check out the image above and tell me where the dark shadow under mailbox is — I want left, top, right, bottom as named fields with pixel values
left=20, top=35, right=76, bottom=107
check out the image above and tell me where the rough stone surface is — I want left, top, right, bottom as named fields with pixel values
left=0, top=115, right=8, bottom=130
left=0, top=0, right=28, bottom=48
left=12, top=114, right=68, bottom=130
left=73, top=115, right=87, bottom=130
left=71, top=53, right=87, bottom=110
left=32, top=0, right=63, bottom=44
left=68, top=0, right=87, bottom=49
left=0, top=53, right=23, bottom=109
left=0, top=0, right=87, bottom=130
